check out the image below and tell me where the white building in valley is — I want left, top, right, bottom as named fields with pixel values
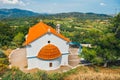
left=25, top=22, right=70, bottom=70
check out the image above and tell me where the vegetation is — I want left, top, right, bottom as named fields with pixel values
left=64, top=66, right=120, bottom=80
left=2, top=68, right=63, bottom=80
left=0, top=50, right=9, bottom=76
left=81, top=13, right=120, bottom=67
left=0, top=8, right=120, bottom=79
left=1, top=66, right=120, bottom=80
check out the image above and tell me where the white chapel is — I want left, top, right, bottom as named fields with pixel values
left=25, top=22, right=70, bottom=70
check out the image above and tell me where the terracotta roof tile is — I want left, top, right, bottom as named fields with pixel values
left=25, top=22, right=70, bottom=45
left=37, top=44, right=61, bottom=60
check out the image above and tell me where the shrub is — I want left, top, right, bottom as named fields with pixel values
left=0, top=64, right=9, bottom=76
left=63, top=68, right=78, bottom=77
left=0, top=50, right=6, bottom=58
left=2, top=68, right=34, bottom=80
left=48, top=73, right=64, bottom=80
left=33, top=70, right=48, bottom=80
left=0, top=58, right=9, bottom=65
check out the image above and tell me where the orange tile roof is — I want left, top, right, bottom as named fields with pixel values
left=37, top=44, right=61, bottom=60
left=25, top=22, right=70, bottom=45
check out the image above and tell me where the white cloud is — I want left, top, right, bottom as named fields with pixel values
left=0, top=0, right=25, bottom=6
left=100, top=2, right=106, bottom=6
left=0, top=0, right=19, bottom=4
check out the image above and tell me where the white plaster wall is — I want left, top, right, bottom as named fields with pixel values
left=26, top=33, right=69, bottom=57
left=27, top=58, right=38, bottom=69
left=28, top=57, right=61, bottom=70
left=61, top=54, right=68, bottom=65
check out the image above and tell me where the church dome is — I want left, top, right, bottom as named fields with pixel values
left=37, top=44, right=61, bottom=60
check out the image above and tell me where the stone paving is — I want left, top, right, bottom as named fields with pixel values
left=9, top=48, right=27, bottom=70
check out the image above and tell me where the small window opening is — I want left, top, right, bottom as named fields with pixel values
left=49, top=63, right=52, bottom=67
left=48, top=41, right=50, bottom=43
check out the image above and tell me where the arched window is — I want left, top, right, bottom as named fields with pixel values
left=49, top=63, right=52, bottom=67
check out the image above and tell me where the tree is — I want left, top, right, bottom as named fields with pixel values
left=99, top=14, right=120, bottom=66
left=12, top=32, right=24, bottom=47
left=81, top=32, right=120, bottom=67
left=0, top=22, right=14, bottom=47
left=111, top=13, right=120, bottom=38
left=115, top=27, right=120, bottom=38
left=81, top=47, right=103, bottom=65
left=97, top=33, right=120, bottom=67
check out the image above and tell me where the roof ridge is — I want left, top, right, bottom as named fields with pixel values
left=40, top=22, right=48, bottom=32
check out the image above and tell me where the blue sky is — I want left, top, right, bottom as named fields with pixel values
left=0, top=0, right=120, bottom=14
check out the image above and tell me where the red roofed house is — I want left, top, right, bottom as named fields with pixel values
left=25, top=22, right=70, bottom=70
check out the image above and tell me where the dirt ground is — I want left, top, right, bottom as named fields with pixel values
left=9, top=48, right=27, bottom=70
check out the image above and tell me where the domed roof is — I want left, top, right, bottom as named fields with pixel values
left=37, top=44, right=61, bottom=60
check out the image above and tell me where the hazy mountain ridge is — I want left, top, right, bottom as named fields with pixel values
left=0, top=8, right=112, bottom=20
left=49, top=12, right=111, bottom=19
left=0, top=8, right=39, bottom=19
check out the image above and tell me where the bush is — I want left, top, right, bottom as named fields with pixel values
left=2, top=68, right=34, bottom=80
left=0, top=50, right=9, bottom=65
left=0, top=50, right=6, bottom=58
left=0, top=50, right=9, bottom=77
left=0, top=58, right=9, bottom=65
left=48, top=73, right=64, bottom=80
left=33, top=70, right=48, bottom=80
left=63, top=68, right=78, bottom=77
left=2, top=68, right=64, bottom=80
left=0, top=64, right=9, bottom=76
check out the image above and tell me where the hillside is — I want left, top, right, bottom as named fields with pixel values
left=0, top=8, right=112, bottom=20
left=49, top=12, right=111, bottom=20
left=0, top=8, right=39, bottom=19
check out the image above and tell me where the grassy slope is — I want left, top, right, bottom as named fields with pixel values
left=64, top=66, right=120, bottom=80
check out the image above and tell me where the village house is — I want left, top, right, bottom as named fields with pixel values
left=25, top=22, right=70, bottom=70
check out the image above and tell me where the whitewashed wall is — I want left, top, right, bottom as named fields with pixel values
left=26, top=33, right=69, bottom=57
left=28, top=57, right=61, bottom=70
left=61, top=54, right=68, bottom=65
left=26, top=32, right=69, bottom=70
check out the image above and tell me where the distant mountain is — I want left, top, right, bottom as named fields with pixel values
left=0, top=8, right=39, bottom=19
left=49, top=12, right=112, bottom=20
left=0, top=8, right=112, bottom=20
